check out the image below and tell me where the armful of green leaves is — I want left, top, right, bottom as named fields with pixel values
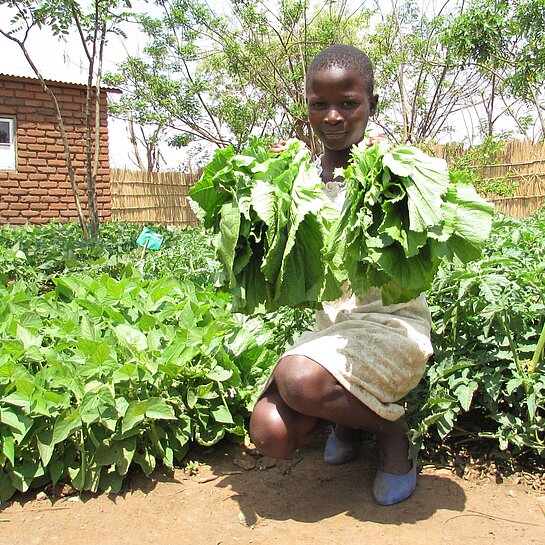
left=188, top=137, right=341, bottom=313
left=327, top=140, right=495, bottom=305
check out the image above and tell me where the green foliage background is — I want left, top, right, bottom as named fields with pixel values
left=0, top=223, right=311, bottom=502
left=1, top=213, right=544, bottom=502
left=408, top=210, right=545, bottom=457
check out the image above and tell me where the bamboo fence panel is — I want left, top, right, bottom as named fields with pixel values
left=111, top=140, right=545, bottom=223
left=110, top=168, right=201, bottom=227
left=436, top=140, right=545, bottom=217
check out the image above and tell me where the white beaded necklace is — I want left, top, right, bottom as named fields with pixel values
left=315, top=156, right=347, bottom=193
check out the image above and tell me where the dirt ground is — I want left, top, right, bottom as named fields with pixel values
left=1, top=434, right=544, bottom=545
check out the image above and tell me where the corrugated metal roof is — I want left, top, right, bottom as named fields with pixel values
left=0, top=70, right=121, bottom=93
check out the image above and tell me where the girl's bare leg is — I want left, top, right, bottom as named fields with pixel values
left=250, top=355, right=411, bottom=474
left=250, top=382, right=329, bottom=459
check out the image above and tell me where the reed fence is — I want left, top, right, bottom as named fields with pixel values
left=110, top=168, right=201, bottom=227
left=436, top=140, right=545, bottom=217
left=111, top=140, right=545, bottom=226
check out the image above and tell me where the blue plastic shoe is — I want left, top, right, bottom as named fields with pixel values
left=372, top=459, right=417, bottom=506
left=323, top=428, right=364, bottom=465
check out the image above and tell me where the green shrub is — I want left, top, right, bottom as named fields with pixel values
left=0, top=222, right=218, bottom=288
left=409, top=209, right=545, bottom=458
left=0, top=267, right=280, bottom=502
left=449, top=137, right=518, bottom=198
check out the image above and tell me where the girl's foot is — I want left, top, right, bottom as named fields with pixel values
left=373, top=458, right=417, bottom=506
left=323, top=425, right=364, bottom=465
left=373, top=419, right=416, bottom=505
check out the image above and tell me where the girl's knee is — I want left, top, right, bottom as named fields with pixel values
left=274, top=355, right=336, bottom=411
left=249, top=405, right=294, bottom=459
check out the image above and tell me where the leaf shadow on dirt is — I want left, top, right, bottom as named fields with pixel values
left=202, top=434, right=467, bottom=526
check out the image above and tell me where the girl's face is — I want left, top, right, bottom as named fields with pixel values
left=306, top=66, right=378, bottom=152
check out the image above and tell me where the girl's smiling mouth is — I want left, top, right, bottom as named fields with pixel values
left=322, top=130, right=347, bottom=137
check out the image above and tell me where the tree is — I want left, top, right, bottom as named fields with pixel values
left=441, top=0, right=545, bottom=141
left=0, top=0, right=132, bottom=238
left=105, top=56, right=171, bottom=172
left=360, top=0, right=485, bottom=144
left=104, top=0, right=231, bottom=169
left=106, top=0, right=373, bottom=158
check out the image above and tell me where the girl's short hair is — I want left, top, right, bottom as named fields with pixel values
left=306, top=44, right=374, bottom=96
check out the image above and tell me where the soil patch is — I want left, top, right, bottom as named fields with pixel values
left=1, top=434, right=544, bottom=545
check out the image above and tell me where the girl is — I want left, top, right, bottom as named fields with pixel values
left=249, top=44, right=433, bottom=506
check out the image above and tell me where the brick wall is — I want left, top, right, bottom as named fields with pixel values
left=0, top=76, right=113, bottom=226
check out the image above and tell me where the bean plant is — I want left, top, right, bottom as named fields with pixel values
left=409, top=210, right=545, bottom=457
left=0, top=223, right=288, bottom=502
left=1, top=212, right=543, bottom=503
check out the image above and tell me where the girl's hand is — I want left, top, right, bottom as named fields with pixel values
left=269, top=140, right=287, bottom=153
left=366, top=134, right=388, bottom=147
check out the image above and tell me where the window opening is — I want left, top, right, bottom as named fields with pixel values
left=0, top=117, right=16, bottom=170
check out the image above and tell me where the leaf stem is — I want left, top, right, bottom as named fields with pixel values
left=529, top=318, right=545, bottom=373
left=501, top=310, right=523, bottom=377
left=78, top=427, right=87, bottom=493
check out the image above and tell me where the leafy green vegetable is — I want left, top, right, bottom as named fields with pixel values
left=189, top=137, right=340, bottom=313
left=191, top=137, right=494, bottom=308
left=408, top=210, right=545, bottom=457
left=0, top=267, right=282, bottom=502
left=328, top=140, right=495, bottom=304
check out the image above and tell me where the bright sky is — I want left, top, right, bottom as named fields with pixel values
left=0, top=1, right=527, bottom=169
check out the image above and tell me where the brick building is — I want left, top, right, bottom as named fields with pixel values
left=0, top=73, right=119, bottom=226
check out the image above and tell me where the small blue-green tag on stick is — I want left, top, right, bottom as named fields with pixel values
left=136, top=227, right=163, bottom=250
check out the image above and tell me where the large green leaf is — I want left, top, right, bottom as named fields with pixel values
left=115, top=324, right=148, bottom=353
left=52, top=410, right=82, bottom=445
left=145, top=398, right=176, bottom=420
left=0, top=407, right=34, bottom=443
left=191, top=136, right=338, bottom=312
left=215, top=200, right=242, bottom=287
left=332, top=140, right=494, bottom=303
left=211, top=404, right=234, bottom=425
left=121, top=400, right=147, bottom=436
left=0, top=470, right=16, bottom=503
left=441, top=173, right=495, bottom=262
left=188, top=146, right=236, bottom=227
left=384, top=146, right=450, bottom=231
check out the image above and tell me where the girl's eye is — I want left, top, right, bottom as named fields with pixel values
left=310, top=101, right=326, bottom=109
left=343, top=100, right=357, bottom=108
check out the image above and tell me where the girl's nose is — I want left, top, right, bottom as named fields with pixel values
left=324, top=108, right=343, bottom=123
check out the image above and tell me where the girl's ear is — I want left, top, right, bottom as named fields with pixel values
left=370, top=94, right=379, bottom=116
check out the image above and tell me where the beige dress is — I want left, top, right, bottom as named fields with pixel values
left=263, top=179, right=434, bottom=422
